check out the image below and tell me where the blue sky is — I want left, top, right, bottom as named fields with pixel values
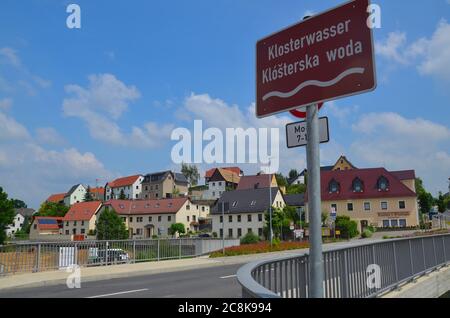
left=1, top=0, right=449, bottom=208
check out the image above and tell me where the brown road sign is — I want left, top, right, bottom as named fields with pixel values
left=256, top=0, right=376, bottom=118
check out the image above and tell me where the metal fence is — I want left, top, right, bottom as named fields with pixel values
left=237, top=234, right=450, bottom=298
left=0, top=238, right=239, bottom=276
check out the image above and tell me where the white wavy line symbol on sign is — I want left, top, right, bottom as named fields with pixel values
left=262, top=67, right=365, bottom=101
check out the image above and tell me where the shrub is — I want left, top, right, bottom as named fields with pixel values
left=240, top=232, right=260, bottom=245
left=335, top=215, right=359, bottom=239
left=209, top=241, right=309, bottom=257
left=151, top=235, right=158, bottom=239
left=212, top=232, right=218, bottom=238
left=361, top=229, right=373, bottom=238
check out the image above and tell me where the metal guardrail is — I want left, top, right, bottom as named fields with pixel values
left=0, top=238, right=239, bottom=275
left=237, top=234, right=450, bottom=298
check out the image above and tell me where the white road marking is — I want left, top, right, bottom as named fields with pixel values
left=86, top=288, right=149, bottom=298
left=220, top=274, right=237, bottom=279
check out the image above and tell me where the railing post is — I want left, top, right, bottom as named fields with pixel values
left=342, top=249, right=349, bottom=298
left=432, top=237, right=438, bottom=267
left=35, top=243, right=41, bottom=273
left=443, top=236, right=447, bottom=264
left=392, top=242, right=399, bottom=283
left=179, top=238, right=182, bottom=259
left=133, top=240, right=136, bottom=264
left=74, top=242, right=78, bottom=267
left=408, top=240, right=414, bottom=277
left=157, top=239, right=160, bottom=261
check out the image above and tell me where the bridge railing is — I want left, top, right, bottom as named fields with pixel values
left=0, top=238, right=240, bottom=276
left=237, top=234, right=450, bottom=298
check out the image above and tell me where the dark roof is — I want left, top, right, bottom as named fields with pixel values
left=15, top=208, right=36, bottom=218
left=305, top=168, right=417, bottom=202
left=283, top=194, right=305, bottom=207
left=143, top=171, right=188, bottom=184
left=236, top=174, right=274, bottom=190
left=66, top=184, right=84, bottom=196
left=211, top=187, right=280, bottom=214
left=390, top=170, right=415, bottom=180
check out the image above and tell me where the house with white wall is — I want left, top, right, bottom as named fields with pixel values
left=105, top=175, right=144, bottom=200
left=211, top=187, right=285, bottom=239
left=203, top=168, right=241, bottom=200
left=63, top=184, right=86, bottom=206
left=101, top=197, right=210, bottom=239
left=5, top=213, right=25, bottom=237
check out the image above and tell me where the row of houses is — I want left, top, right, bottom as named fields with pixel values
left=36, top=156, right=421, bottom=241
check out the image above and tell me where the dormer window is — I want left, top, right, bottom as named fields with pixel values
left=377, top=176, right=389, bottom=191
left=329, top=179, right=340, bottom=193
left=232, top=201, right=238, bottom=207
left=352, top=178, right=363, bottom=193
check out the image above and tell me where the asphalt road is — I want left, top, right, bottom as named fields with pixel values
left=0, top=263, right=243, bottom=298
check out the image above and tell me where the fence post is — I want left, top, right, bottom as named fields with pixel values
left=342, top=250, right=349, bottom=298
left=157, top=239, right=160, bottom=261
left=74, top=242, right=78, bottom=267
left=392, top=242, right=399, bottom=283
left=179, top=238, right=182, bottom=259
left=105, top=241, right=109, bottom=266
left=35, top=243, right=41, bottom=273
left=133, top=240, right=136, bottom=264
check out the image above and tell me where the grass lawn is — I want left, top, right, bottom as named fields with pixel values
left=209, top=241, right=310, bottom=257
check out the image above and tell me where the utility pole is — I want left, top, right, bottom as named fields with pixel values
left=269, top=161, right=273, bottom=247
left=306, top=103, right=324, bottom=298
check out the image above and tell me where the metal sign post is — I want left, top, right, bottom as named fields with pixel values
left=306, top=103, right=324, bottom=298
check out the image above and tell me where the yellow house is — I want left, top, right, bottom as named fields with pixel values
left=305, top=168, right=419, bottom=232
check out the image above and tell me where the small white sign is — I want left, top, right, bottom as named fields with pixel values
left=286, top=117, right=329, bottom=148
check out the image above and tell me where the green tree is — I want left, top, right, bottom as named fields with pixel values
left=415, top=178, right=435, bottom=214
left=0, top=187, right=15, bottom=244
left=436, top=192, right=449, bottom=213
left=37, top=201, right=69, bottom=217
left=119, top=189, right=126, bottom=200
left=12, top=199, right=27, bottom=209
left=83, top=186, right=94, bottom=202
left=169, top=223, right=186, bottom=237
left=275, top=173, right=287, bottom=188
left=264, top=207, right=291, bottom=240
left=286, top=183, right=306, bottom=194
left=335, top=215, right=359, bottom=239
left=21, top=215, right=32, bottom=234
left=288, top=169, right=299, bottom=181
left=96, top=207, right=128, bottom=240
left=181, top=163, right=200, bottom=186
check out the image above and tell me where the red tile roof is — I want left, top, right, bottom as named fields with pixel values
left=104, top=198, right=189, bottom=215
left=46, top=193, right=66, bottom=203
left=107, top=175, right=142, bottom=188
left=391, top=170, right=415, bottom=181
left=90, top=187, right=105, bottom=196
left=205, top=167, right=241, bottom=178
left=236, top=174, right=275, bottom=190
left=63, top=201, right=102, bottom=221
left=305, top=168, right=416, bottom=202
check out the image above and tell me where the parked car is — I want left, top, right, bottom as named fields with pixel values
left=88, top=248, right=130, bottom=265
left=198, top=233, right=211, bottom=238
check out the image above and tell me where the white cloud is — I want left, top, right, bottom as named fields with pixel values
left=416, top=20, right=450, bottom=81
left=0, top=47, right=51, bottom=94
left=375, top=20, right=450, bottom=82
left=375, top=32, right=409, bottom=65
left=0, top=47, right=21, bottom=67
left=0, top=110, right=30, bottom=140
left=35, top=127, right=66, bottom=146
left=350, top=112, right=450, bottom=195
left=63, top=74, right=172, bottom=148
left=178, top=93, right=342, bottom=175
left=0, top=112, right=114, bottom=209
left=0, top=98, right=12, bottom=111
